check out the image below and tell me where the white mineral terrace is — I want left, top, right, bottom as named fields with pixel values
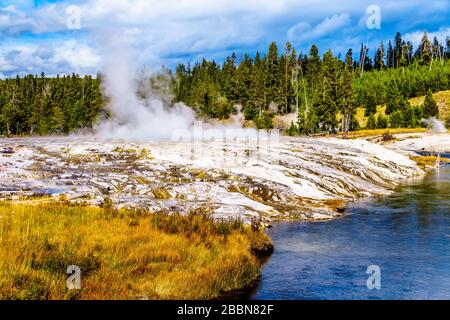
left=389, top=133, right=450, bottom=154
left=0, top=136, right=425, bottom=222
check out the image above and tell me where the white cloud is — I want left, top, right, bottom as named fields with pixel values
left=288, top=13, right=351, bottom=44
left=0, top=39, right=100, bottom=76
left=403, top=27, right=450, bottom=46
left=0, top=0, right=449, bottom=75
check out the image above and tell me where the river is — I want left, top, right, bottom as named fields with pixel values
left=251, top=163, right=450, bottom=300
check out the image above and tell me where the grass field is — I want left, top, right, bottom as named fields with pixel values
left=409, top=90, right=450, bottom=120
left=355, top=90, right=450, bottom=128
left=0, top=202, right=272, bottom=300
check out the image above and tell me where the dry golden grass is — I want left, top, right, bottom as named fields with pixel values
left=340, top=128, right=427, bottom=139
left=0, top=203, right=271, bottom=300
left=409, top=90, right=450, bottom=121
left=353, top=106, right=388, bottom=128
left=350, top=90, right=450, bottom=128
left=411, top=156, right=450, bottom=170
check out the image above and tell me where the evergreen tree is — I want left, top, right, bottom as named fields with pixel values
left=50, top=106, right=65, bottom=133
left=389, top=110, right=403, bottom=128
left=418, top=32, right=432, bottom=66
left=349, top=114, right=360, bottom=131
left=286, top=121, right=299, bottom=136
left=254, top=110, right=274, bottom=130
left=364, top=87, right=377, bottom=116
left=366, top=113, right=377, bottom=129
left=282, top=42, right=297, bottom=114
left=413, top=105, right=424, bottom=121
left=236, top=53, right=253, bottom=113
left=305, top=106, right=319, bottom=134
left=385, top=81, right=408, bottom=115
left=394, top=32, right=403, bottom=68
left=376, top=114, right=388, bottom=128
left=306, top=44, right=321, bottom=99
left=340, top=49, right=356, bottom=133
left=423, top=90, right=439, bottom=118
left=403, top=106, right=417, bottom=127
left=245, top=51, right=265, bottom=120
left=266, top=42, right=282, bottom=108
left=386, top=41, right=394, bottom=68
left=316, top=50, right=338, bottom=132
left=446, top=37, right=450, bottom=59
left=374, top=41, right=385, bottom=70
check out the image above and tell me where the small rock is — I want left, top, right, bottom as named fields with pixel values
left=335, top=203, right=346, bottom=213
left=0, top=147, right=14, bottom=154
left=152, top=187, right=172, bottom=200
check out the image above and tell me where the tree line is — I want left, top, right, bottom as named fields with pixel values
left=0, top=73, right=105, bottom=135
left=174, top=31, right=450, bottom=133
left=1, top=31, right=449, bottom=136
left=174, top=42, right=357, bottom=133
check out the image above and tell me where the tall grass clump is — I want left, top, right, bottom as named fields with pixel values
left=0, top=202, right=272, bottom=300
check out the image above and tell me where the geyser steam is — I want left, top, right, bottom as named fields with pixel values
left=94, top=30, right=264, bottom=143
left=95, top=33, right=196, bottom=140
left=424, top=117, right=447, bottom=133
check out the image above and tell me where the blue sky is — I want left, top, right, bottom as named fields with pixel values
left=1, top=0, right=449, bottom=77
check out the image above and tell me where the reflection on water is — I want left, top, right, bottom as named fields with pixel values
left=251, top=164, right=450, bottom=300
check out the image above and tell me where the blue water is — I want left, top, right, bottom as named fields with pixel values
left=252, top=164, right=450, bottom=300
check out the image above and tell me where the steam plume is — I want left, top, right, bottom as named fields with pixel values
left=93, top=30, right=263, bottom=142
left=94, top=31, right=196, bottom=140
left=423, top=117, right=447, bottom=133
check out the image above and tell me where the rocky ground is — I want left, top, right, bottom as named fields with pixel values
left=387, top=133, right=450, bottom=154
left=0, top=135, right=426, bottom=224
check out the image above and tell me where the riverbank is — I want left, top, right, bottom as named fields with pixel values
left=368, top=132, right=450, bottom=169
left=0, top=134, right=448, bottom=300
left=0, top=202, right=272, bottom=300
left=251, top=162, right=450, bottom=299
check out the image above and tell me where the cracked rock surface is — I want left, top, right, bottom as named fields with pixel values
left=0, top=136, right=423, bottom=223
